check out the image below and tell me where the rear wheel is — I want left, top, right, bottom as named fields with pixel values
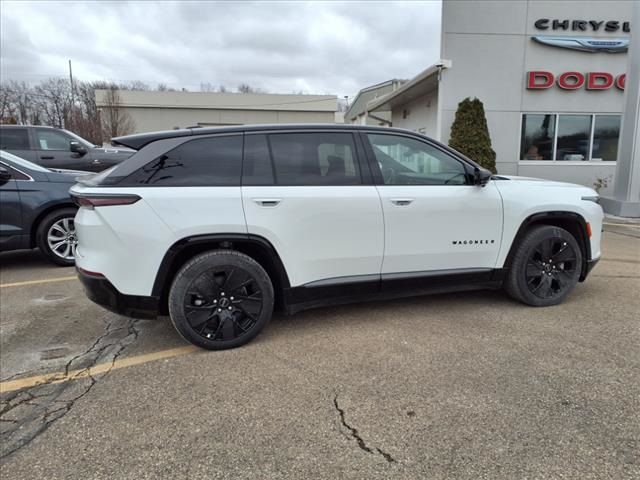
left=505, top=225, right=582, bottom=306
left=36, top=208, right=78, bottom=266
left=168, top=250, right=274, bottom=350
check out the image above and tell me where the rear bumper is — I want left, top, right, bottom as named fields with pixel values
left=77, top=268, right=159, bottom=319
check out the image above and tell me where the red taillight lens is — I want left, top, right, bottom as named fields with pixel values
left=76, top=267, right=105, bottom=278
left=586, top=222, right=592, bottom=238
left=73, top=194, right=140, bottom=209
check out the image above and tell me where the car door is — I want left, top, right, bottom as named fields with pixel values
left=34, top=128, right=88, bottom=171
left=0, top=163, right=25, bottom=251
left=362, top=132, right=503, bottom=280
left=241, top=131, right=384, bottom=290
left=0, top=126, right=38, bottom=162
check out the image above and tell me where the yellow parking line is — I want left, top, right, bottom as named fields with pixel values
left=0, top=276, right=78, bottom=288
left=0, top=345, right=199, bottom=393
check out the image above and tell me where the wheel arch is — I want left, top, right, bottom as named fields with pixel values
left=30, top=202, right=78, bottom=248
left=152, top=234, right=290, bottom=315
left=503, top=211, right=591, bottom=281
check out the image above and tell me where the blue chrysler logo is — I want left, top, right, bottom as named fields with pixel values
left=533, top=36, right=629, bottom=53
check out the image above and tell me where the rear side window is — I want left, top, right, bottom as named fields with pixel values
left=122, top=135, right=242, bottom=186
left=242, top=134, right=274, bottom=185
left=268, top=132, right=360, bottom=185
left=0, top=128, right=30, bottom=150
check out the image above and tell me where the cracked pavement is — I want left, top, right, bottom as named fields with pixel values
left=1, top=228, right=639, bottom=479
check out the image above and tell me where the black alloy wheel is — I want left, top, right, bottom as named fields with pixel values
left=525, top=237, right=578, bottom=299
left=168, top=250, right=274, bottom=350
left=505, top=225, right=583, bottom=306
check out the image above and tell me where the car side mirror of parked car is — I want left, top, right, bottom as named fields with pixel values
left=474, top=167, right=492, bottom=186
left=70, top=141, right=88, bottom=155
left=0, top=166, right=12, bottom=185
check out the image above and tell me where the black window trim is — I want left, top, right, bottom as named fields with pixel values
left=243, top=129, right=370, bottom=187
left=358, top=130, right=476, bottom=186
left=115, top=132, right=244, bottom=187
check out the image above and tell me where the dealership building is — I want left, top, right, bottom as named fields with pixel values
left=351, top=0, right=638, bottom=212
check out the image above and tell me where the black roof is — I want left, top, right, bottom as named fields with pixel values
left=111, top=123, right=415, bottom=150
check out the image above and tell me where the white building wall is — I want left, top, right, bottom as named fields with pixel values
left=391, top=90, right=439, bottom=138
left=439, top=0, right=632, bottom=194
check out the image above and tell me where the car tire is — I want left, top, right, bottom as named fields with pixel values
left=505, top=225, right=583, bottom=307
left=168, top=250, right=274, bottom=350
left=36, top=208, right=78, bottom=266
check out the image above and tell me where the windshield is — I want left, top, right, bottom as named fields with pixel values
left=0, top=150, right=50, bottom=173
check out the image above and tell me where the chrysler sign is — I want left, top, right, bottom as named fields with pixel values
left=532, top=36, right=629, bottom=53
left=527, top=71, right=626, bottom=91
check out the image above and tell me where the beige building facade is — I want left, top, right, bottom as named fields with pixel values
left=95, top=90, right=338, bottom=134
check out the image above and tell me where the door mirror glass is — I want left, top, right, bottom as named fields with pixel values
left=0, top=166, right=12, bottom=184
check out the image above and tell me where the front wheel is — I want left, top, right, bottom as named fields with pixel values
left=36, top=208, right=78, bottom=266
left=505, top=225, right=583, bottom=306
left=168, top=250, right=274, bottom=350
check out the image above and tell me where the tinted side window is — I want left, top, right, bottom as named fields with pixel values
left=122, top=136, right=242, bottom=186
left=242, top=134, right=274, bottom=185
left=367, top=134, right=467, bottom=186
left=0, top=128, right=30, bottom=150
left=36, top=129, right=71, bottom=150
left=0, top=162, right=30, bottom=180
left=268, top=133, right=360, bottom=186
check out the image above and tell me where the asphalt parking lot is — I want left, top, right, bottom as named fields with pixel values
left=1, top=226, right=639, bottom=479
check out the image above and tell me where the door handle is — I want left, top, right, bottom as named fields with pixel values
left=390, top=198, right=413, bottom=206
left=253, top=198, right=282, bottom=207
left=40, top=156, right=54, bottom=160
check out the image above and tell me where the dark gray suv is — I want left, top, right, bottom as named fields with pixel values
left=0, top=150, right=91, bottom=265
left=0, top=125, right=134, bottom=172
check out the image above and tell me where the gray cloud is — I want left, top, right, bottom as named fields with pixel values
left=0, top=0, right=441, bottom=97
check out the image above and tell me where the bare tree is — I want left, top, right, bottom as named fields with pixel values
left=218, top=85, right=227, bottom=93
left=200, top=82, right=214, bottom=92
left=128, top=80, right=151, bottom=91
left=34, top=78, right=72, bottom=128
left=100, top=87, right=135, bottom=140
left=237, top=83, right=254, bottom=94
left=0, top=83, right=16, bottom=123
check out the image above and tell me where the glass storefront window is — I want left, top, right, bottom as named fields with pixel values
left=592, top=115, right=621, bottom=161
left=520, top=114, right=621, bottom=162
left=520, top=114, right=555, bottom=160
left=556, top=115, right=592, bottom=161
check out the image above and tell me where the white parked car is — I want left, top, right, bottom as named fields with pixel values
left=70, top=125, right=603, bottom=350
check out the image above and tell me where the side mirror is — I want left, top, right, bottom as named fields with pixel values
left=474, top=167, right=492, bottom=186
left=0, top=166, right=12, bottom=185
left=70, top=141, right=88, bottom=155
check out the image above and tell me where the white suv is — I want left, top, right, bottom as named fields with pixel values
left=70, top=125, right=603, bottom=350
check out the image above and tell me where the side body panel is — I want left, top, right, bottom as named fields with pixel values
left=0, top=178, right=24, bottom=251
left=494, top=180, right=604, bottom=266
left=376, top=182, right=504, bottom=273
left=242, top=186, right=384, bottom=287
left=72, top=185, right=246, bottom=296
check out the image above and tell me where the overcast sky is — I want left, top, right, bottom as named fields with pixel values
left=0, top=0, right=441, bottom=98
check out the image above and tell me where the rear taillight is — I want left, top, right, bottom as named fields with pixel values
left=76, top=267, right=106, bottom=278
left=73, top=194, right=140, bottom=209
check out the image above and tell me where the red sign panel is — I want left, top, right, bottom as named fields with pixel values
left=527, top=71, right=625, bottom=90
